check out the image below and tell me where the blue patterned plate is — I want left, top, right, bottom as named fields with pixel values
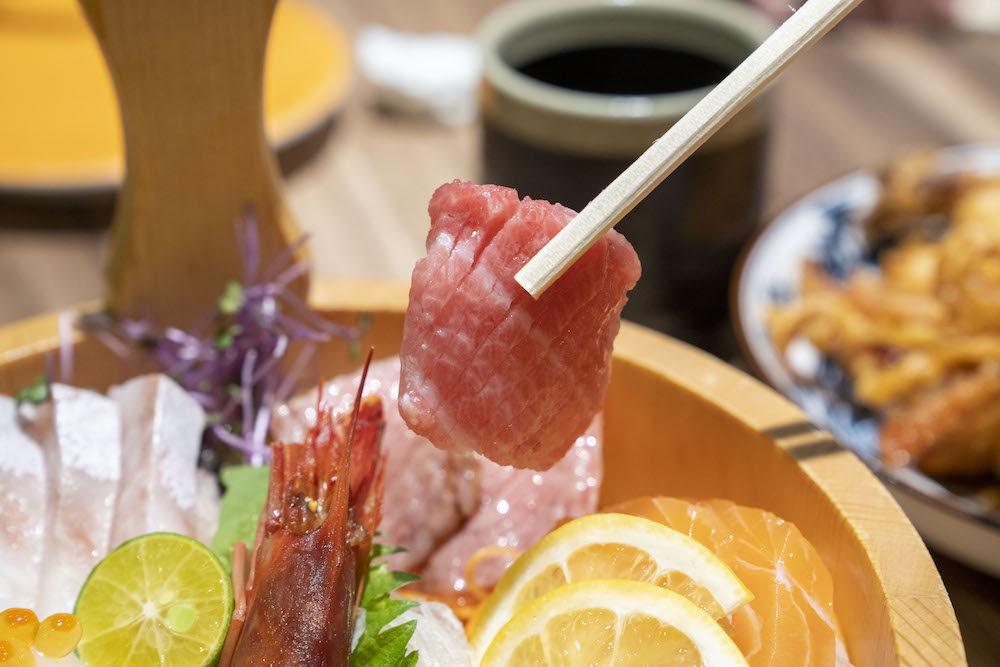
left=735, top=144, right=1000, bottom=577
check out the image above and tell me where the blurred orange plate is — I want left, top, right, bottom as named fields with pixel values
left=0, top=0, right=352, bottom=195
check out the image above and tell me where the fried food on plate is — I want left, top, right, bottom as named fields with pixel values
left=768, top=155, right=1000, bottom=479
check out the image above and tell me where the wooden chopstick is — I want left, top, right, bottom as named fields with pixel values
left=515, top=0, right=866, bottom=299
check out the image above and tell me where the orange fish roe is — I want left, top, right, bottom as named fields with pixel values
left=0, top=638, right=32, bottom=667
left=34, top=614, right=82, bottom=659
left=0, top=610, right=38, bottom=647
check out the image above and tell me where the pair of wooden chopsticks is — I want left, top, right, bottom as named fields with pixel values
left=516, top=0, right=866, bottom=298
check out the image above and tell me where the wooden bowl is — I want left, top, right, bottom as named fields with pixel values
left=0, top=280, right=965, bottom=666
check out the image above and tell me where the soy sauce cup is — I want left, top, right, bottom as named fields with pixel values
left=479, top=0, right=773, bottom=356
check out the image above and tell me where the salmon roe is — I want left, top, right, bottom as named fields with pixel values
left=0, top=610, right=38, bottom=647
left=35, top=614, right=82, bottom=659
left=0, top=639, right=32, bottom=666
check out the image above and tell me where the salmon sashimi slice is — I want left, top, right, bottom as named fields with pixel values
left=23, top=384, right=122, bottom=617
left=418, top=415, right=603, bottom=597
left=272, top=356, right=480, bottom=573
left=399, top=181, right=640, bottom=470
left=610, top=497, right=853, bottom=667
left=0, top=396, right=47, bottom=610
left=108, top=374, right=210, bottom=548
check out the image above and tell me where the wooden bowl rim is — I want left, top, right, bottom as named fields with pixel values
left=0, top=278, right=964, bottom=663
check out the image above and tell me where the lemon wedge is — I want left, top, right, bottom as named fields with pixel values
left=470, top=513, right=752, bottom=660
left=480, top=579, right=749, bottom=666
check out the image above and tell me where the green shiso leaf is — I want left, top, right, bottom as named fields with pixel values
left=16, top=374, right=49, bottom=405
left=211, top=464, right=270, bottom=574
left=351, top=621, right=417, bottom=667
left=218, top=280, right=245, bottom=315
left=351, top=543, right=420, bottom=667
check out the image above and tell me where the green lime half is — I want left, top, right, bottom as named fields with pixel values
left=74, top=533, right=234, bottom=667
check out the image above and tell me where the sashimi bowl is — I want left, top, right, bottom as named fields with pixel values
left=0, top=279, right=964, bottom=665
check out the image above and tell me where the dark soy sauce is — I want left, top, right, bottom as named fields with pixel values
left=517, top=45, right=732, bottom=95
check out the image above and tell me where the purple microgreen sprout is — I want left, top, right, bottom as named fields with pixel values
left=81, top=208, right=361, bottom=465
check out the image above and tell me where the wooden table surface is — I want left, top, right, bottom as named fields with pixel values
left=1, top=1, right=999, bottom=664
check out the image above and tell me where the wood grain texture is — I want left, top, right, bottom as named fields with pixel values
left=0, top=3, right=998, bottom=661
left=78, top=0, right=306, bottom=327
left=0, top=281, right=965, bottom=665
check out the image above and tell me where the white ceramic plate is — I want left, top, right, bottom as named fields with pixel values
left=735, top=143, right=1000, bottom=577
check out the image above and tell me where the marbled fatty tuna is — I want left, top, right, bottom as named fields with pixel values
left=399, top=181, right=639, bottom=470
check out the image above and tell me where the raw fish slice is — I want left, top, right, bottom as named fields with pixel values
left=400, top=181, right=640, bottom=470
left=0, top=396, right=47, bottom=610
left=24, top=384, right=122, bottom=617
left=194, top=468, right=221, bottom=547
left=418, top=416, right=602, bottom=596
left=272, top=357, right=479, bottom=572
left=385, top=600, right=473, bottom=667
left=109, top=374, right=205, bottom=547
left=611, top=497, right=854, bottom=667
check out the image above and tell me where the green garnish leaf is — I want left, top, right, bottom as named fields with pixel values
left=369, top=543, right=406, bottom=560
left=361, top=563, right=420, bottom=606
left=351, top=621, right=417, bottom=667
left=397, top=652, right=419, bottom=667
left=214, top=324, right=244, bottom=350
left=16, top=374, right=49, bottom=405
left=351, top=544, right=420, bottom=667
left=218, top=280, right=245, bottom=315
left=211, top=464, right=270, bottom=574
left=363, top=597, right=419, bottom=639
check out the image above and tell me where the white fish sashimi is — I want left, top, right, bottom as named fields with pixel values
left=194, top=468, right=221, bottom=547
left=385, top=601, right=473, bottom=667
left=109, top=374, right=205, bottom=548
left=24, top=384, right=122, bottom=618
left=0, top=396, right=47, bottom=611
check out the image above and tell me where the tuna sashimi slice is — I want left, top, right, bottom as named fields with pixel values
left=417, top=415, right=602, bottom=596
left=109, top=374, right=207, bottom=548
left=24, top=384, right=122, bottom=617
left=0, top=396, right=47, bottom=610
left=399, top=181, right=640, bottom=470
left=272, top=357, right=480, bottom=573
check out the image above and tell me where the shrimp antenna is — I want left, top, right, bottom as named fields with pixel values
left=346, top=348, right=375, bottom=455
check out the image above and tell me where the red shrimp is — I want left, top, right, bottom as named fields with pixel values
left=222, top=364, right=385, bottom=666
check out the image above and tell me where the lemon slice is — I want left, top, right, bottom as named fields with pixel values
left=470, top=513, right=752, bottom=659
left=480, top=579, right=749, bottom=666
left=74, top=533, right=233, bottom=667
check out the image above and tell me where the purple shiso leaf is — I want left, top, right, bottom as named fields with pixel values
left=85, top=208, right=360, bottom=466
left=212, top=423, right=252, bottom=451
left=275, top=342, right=316, bottom=406
left=260, top=233, right=311, bottom=284
left=272, top=260, right=310, bottom=291
left=239, top=207, right=261, bottom=285
left=94, top=331, right=133, bottom=359
left=58, top=310, right=76, bottom=384
left=240, top=348, right=257, bottom=451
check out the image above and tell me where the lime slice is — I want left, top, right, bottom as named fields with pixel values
left=74, top=533, right=234, bottom=667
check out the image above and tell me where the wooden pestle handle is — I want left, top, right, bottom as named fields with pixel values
left=80, top=0, right=307, bottom=327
